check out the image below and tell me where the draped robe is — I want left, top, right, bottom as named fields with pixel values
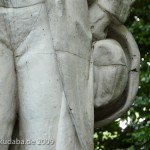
left=7, top=0, right=140, bottom=150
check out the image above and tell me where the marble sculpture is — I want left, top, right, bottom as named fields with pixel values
left=0, top=0, right=140, bottom=149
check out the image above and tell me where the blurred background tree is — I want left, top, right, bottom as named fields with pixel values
left=94, top=0, right=150, bottom=149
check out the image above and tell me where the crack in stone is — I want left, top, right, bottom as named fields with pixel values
left=55, top=49, right=91, bottom=62
left=94, top=64, right=127, bottom=67
left=131, top=68, right=138, bottom=72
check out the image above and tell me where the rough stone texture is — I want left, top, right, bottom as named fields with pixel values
left=97, top=0, right=135, bottom=23
left=94, top=24, right=140, bottom=127
left=89, top=0, right=140, bottom=128
left=93, top=39, right=128, bottom=108
left=0, top=0, right=140, bottom=150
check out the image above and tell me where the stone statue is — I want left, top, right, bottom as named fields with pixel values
left=0, top=0, right=140, bottom=150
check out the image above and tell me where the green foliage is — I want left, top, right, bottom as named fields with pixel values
left=94, top=0, right=150, bottom=149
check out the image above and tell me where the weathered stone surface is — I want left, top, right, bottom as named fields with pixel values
left=97, top=0, right=135, bottom=23
left=93, top=39, right=128, bottom=108
left=94, top=24, right=140, bottom=127
left=0, top=0, right=140, bottom=150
